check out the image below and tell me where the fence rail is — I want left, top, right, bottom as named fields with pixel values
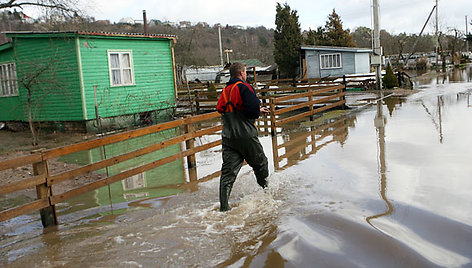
left=271, top=115, right=351, bottom=171
left=268, top=84, right=346, bottom=134
left=1, top=77, right=358, bottom=226
left=0, top=112, right=222, bottom=226
left=175, top=74, right=379, bottom=113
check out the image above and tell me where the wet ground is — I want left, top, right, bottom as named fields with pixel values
left=1, top=66, right=472, bottom=267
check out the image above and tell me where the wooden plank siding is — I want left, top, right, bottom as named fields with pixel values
left=12, top=37, right=84, bottom=121
left=1, top=32, right=177, bottom=126
left=79, top=37, right=176, bottom=120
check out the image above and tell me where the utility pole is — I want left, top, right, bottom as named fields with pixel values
left=466, top=15, right=469, bottom=53
left=218, top=24, right=224, bottom=66
left=435, top=0, right=439, bottom=67
left=372, top=0, right=383, bottom=90
left=224, top=49, right=233, bottom=65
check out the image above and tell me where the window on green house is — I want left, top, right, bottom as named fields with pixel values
left=320, top=53, right=342, bottom=69
left=107, top=51, right=135, bottom=86
left=0, top=62, right=18, bottom=97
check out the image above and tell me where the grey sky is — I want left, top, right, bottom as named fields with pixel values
left=25, top=0, right=472, bottom=35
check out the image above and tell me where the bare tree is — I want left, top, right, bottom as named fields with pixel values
left=18, top=53, right=71, bottom=146
left=0, top=0, right=83, bottom=17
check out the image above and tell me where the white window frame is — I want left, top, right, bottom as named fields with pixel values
left=0, top=62, right=19, bottom=97
left=107, top=50, right=135, bottom=87
left=320, top=53, right=342, bottom=69
left=122, top=172, right=146, bottom=191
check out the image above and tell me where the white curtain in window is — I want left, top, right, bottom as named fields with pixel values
left=121, top=54, right=131, bottom=68
left=112, top=70, right=121, bottom=85
left=0, top=65, right=5, bottom=95
left=110, top=54, right=120, bottom=69
left=123, top=69, right=132, bottom=84
left=109, top=52, right=134, bottom=86
left=0, top=63, right=18, bottom=96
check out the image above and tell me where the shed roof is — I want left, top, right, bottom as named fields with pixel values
left=0, top=42, right=12, bottom=52
left=3, top=31, right=177, bottom=42
left=301, top=45, right=372, bottom=53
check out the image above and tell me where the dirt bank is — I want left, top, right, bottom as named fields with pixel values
left=0, top=130, right=102, bottom=203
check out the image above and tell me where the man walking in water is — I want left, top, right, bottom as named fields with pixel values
left=216, top=62, right=270, bottom=211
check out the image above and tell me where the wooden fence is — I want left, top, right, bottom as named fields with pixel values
left=176, top=82, right=225, bottom=113
left=0, top=112, right=222, bottom=227
left=0, top=74, right=376, bottom=226
left=266, top=84, right=346, bottom=135
left=175, top=74, right=379, bottom=114
left=271, top=116, right=352, bottom=170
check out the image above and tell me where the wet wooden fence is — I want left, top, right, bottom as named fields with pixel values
left=176, top=74, right=377, bottom=114
left=264, top=84, right=346, bottom=135
left=0, top=74, right=373, bottom=227
left=271, top=116, right=351, bottom=170
left=176, top=82, right=225, bottom=113
left=0, top=112, right=222, bottom=227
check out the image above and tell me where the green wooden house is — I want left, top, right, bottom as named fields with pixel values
left=0, top=31, right=178, bottom=132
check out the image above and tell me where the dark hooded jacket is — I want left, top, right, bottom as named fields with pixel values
left=216, top=78, right=261, bottom=139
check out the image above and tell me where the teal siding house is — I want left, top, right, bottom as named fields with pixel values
left=0, top=31, right=177, bottom=132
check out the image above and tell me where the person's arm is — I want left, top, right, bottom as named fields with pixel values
left=239, top=84, right=261, bottom=119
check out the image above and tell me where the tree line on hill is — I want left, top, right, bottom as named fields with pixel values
left=0, top=2, right=469, bottom=72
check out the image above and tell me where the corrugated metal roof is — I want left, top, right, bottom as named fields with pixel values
left=301, top=45, right=372, bottom=53
left=3, top=31, right=177, bottom=41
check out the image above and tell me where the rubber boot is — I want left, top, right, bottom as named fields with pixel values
left=219, top=184, right=232, bottom=212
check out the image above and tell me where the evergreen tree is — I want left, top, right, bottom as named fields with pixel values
left=324, top=9, right=355, bottom=47
left=382, top=63, right=398, bottom=89
left=304, top=27, right=325, bottom=46
left=274, top=2, right=302, bottom=78
left=303, top=9, right=355, bottom=47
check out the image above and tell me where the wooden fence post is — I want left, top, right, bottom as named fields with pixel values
left=341, top=76, right=347, bottom=109
left=269, top=98, right=276, bottom=136
left=32, top=149, right=57, bottom=228
left=194, top=90, right=200, bottom=114
left=184, top=116, right=197, bottom=168
left=308, top=88, right=314, bottom=121
left=271, top=135, right=280, bottom=170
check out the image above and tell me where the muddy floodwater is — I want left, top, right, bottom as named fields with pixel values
left=1, top=67, right=472, bottom=267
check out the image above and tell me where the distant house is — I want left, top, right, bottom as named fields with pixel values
left=0, top=31, right=177, bottom=132
left=179, top=21, right=192, bottom=28
left=184, top=66, right=223, bottom=82
left=19, top=12, right=35, bottom=23
left=301, top=46, right=372, bottom=79
left=118, top=17, right=135, bottom=24
left=215, top=59, right=275, bottom=83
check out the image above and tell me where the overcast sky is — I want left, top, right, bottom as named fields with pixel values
left=27, top=0, right=472, bottom=35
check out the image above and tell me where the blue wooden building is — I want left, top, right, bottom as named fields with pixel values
left=301, top=46, right=372, bottom=79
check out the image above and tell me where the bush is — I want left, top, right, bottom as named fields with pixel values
left=383, top=64, right=398, bottom=89
left=415, top=57, right=429, bottom=69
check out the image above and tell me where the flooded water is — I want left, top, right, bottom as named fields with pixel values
left=1, top=66, right=472, bottom=267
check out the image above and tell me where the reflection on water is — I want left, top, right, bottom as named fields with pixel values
left=366, top=99, right=394, bottom=229
left=271, top=115, right=354, bottom=171
left=56, top=129, right=187, bottom=218
left=411, top=64, right=472, bottom=87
